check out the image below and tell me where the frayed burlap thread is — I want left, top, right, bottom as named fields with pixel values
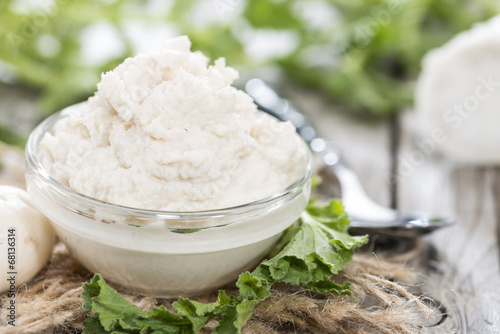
left=0, top=243, right=439, bottom=334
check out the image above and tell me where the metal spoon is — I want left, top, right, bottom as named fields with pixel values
left=245, top=78, right=454, bottom=236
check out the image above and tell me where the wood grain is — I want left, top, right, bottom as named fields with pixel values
left=397, top=112, right=500, bottom=333
left=286, top=89, right=500, bottom=332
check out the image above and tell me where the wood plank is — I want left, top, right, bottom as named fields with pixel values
left=397, top=111, right=500, bottom=333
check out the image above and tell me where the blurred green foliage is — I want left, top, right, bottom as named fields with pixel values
left=0, top=0, right=499, bottom=118
left=0, top=124, right=27, bottom=148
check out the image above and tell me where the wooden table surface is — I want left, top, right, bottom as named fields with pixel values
left=283, top=85, right=500, bottom=334
left=2, top=83, right=499, bottom=333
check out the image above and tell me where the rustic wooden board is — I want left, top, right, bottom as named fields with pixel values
left=397, top=112, right=500, bottom=333
left=287, top=87, right=500, bottom=332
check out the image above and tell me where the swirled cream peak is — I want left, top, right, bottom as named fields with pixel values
left=40, top=36, right=306, bottom=211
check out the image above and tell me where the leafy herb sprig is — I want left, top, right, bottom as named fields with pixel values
left=2, top=0, right=499, bottom=116
left=82, top=199, right=368, bottom=334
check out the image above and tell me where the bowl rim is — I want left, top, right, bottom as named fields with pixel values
left=25, top=103, right=314, bottom=223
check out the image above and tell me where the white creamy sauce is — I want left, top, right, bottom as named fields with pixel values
left=40, top=36, right=305, bottom=211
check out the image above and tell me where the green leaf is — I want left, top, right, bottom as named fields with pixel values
left=82, top=274, right=197, bottom=334
left=235, top=272, right=271, bottom=301
left=82, top=274, right=102, bottom=312
left=215, top=305, right=238, bottom=334
left=136, top=306, right=194, bottom=333
left=82, top=315, right=107, bottom=334
left=83, top=274, right=146, bottom=331
left=173, top=291, right=230, bottom=332
left=303, top=280, right=352, bottom=296
left=306, top=200, right=351, bottom=232
left=214, top=299, right=260, bottom=334
left=256, top=200, right=368, bottom=293
left=258, top=223, right=338, bottom=284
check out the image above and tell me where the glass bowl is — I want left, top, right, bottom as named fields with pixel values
left=25, top=105, right=313, bottom=297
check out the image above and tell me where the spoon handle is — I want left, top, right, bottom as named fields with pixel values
left=244, top=79, right=318, bottom=143
left=245, top=79, right=396, bottom=220
left=245, top=79, right=454, bottom=235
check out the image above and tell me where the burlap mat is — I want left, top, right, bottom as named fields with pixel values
left=0, top=143, right=441, bottom=333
